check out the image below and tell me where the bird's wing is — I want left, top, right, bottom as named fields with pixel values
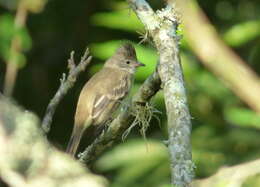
left=91, top=75, right=130, bottom=119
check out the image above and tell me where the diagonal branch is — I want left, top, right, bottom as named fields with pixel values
left=79, top=71, right=161, bottom=164
left=128, top=0, right=194, bottom=186
left=193, top=159, right=260, bottom=187
left=175, top=0, right=260, bottom=113
left=42, top=49, right=92, bottom=134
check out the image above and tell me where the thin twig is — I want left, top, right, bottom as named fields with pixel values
left=4, top=1, right=28, bottom=96
left=79, top=71, right=161, bottom=164
left=128, top=0, right=194, bottom=186
left=41, top=49, right=92, bottom=134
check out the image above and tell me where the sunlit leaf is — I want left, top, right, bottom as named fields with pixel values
left=0, top=14, right=32, bottom=51
left=224, top=107, right=260, bottom=128
left=243, top=174, right=260, bottom=187
left=9, top=50, right=27, bottom=68
left=91, top=9, right=144, bottom=32
left=17, top=27, right=32, bottom=51
left=0, top=14, right=31, bottom=67
left=96, top=139, right=169, bottom=187
left=223, top=20, right=260, bottom=47
left=96, top=139, right=168, bottom=171
left=115, top=159, right=165, bottom=185
left=0, top=14, right=15, bottom=60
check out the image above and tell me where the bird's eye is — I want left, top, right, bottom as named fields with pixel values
left=126, top=60, right=130, bottom=64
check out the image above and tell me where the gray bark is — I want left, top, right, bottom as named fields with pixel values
left=127, top=0, right=194, bottom=186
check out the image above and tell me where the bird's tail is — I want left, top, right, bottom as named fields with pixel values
left=66, top=119, right=92, bottom=157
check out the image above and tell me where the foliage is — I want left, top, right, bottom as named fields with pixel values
left=0, top=13, right=31, bottom=67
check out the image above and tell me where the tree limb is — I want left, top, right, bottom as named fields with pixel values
left=42, top=49, right=92, bottom=134
left=0, top=95, right=107, bottom=187
left=127, top=0, right=194, bottom=186
left=193, top=159, right=260, bottom=187
left=175, top=0, right=260, bottom=113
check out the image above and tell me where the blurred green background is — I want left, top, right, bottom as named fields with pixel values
left=1, top=0, right=260, bottom=186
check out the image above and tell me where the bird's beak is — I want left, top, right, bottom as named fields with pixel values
left=135, top=61, right=145, bottom=67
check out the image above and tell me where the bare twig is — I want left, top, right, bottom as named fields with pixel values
left=79, top=71, right=161, bottom=164
left=127, top=0, right=194, bottom=186
left=175, top=0, right=260, bottom=113
left=4, top=1, right=28, bottom=96
left=41, top=49, right=92, bottom=134
left=193, top=159, right=260, bottom=187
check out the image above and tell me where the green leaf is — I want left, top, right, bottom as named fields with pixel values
left=90, top=9, right=144, bottom=32
left=95, top=139, right=168, bottom=171
left=0, top=14, right=15, bottom=60
left=0, top=14, right=32, bottom=51
left=0, top=13, right=31, bottom=68
left=196, top=71, right=231, bottom=101
left=224, top=107, right=260, bottom=128
left=17, top=26, right=32, bottom=51
left=223, top=20, right=260, bottom=47
left=96, top=139, right=169, bottom=187
left=9, top=50, right=27, bottom=68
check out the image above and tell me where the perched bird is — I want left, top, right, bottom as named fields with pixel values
left=66, top=43, right=145, bottom=156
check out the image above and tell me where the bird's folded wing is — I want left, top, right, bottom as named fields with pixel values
left=92, top=76, right=130, bottom=119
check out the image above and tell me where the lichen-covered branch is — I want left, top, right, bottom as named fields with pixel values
left=79, top=71, right=161, bottom=164
left=128, top=0, right=194, bottom=186
left=193, top=159, right=260, bottom=187
left=0, top=95, right=107, bottom=187
left=42, top=49, right=92, bottom=134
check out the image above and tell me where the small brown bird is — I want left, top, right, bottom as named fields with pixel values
left=66, top=43, right=144, bottom=156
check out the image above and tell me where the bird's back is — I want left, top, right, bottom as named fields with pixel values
left=74, top=67, right=132, bottom=127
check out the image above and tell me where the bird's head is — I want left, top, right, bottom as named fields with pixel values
left=105, top=43, right=145, bottom=73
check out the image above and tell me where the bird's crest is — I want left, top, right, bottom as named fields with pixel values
left=116, top=43, right=136, bottom=59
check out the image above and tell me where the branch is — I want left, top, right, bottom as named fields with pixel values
left=79, top=71, right=161, bottom=164
left=128, top=0, right=194, bottom=186
left=0, top=95, right=107, bottom=187
left=4, top=1, right=28, bottom=96
left=193, top=159, right=260, bottom=187
left=42, top=49, right=92, bottom=134
left=175, top=0, right=260, bottom=113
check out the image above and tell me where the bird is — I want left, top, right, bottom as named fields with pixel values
left=66, top=43, right=145, bottom=157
